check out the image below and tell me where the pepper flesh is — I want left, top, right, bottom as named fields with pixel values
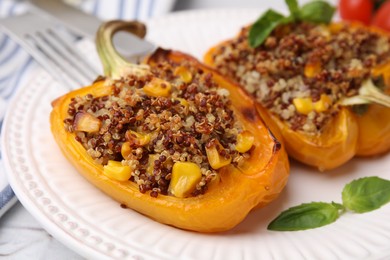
left=204, top=22, right=390, bottom=171
left=356, top=60, right=390, bottom=156
left=50, top=21, right=289, bottom=232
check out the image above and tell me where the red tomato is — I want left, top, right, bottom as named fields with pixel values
left=372, top=1, right=390, bottom=31
left=339, top=0, right=373, bottom=25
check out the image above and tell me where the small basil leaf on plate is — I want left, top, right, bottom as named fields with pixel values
left=248, top=10, right=287, bottom=48
left=286, top=0, right=300, bottom=18
left=298, top=1, right=336, bottom=24
left=268, top=202, right=341, bottom=231
left=342, top=176, right=390, bottom=213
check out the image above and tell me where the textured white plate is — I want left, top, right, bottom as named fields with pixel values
left=2, top=9, right=390, bottom=260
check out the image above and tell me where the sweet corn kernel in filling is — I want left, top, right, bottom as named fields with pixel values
left=64, top=60, right=254, bottom=197
left=103, top=160, right=132, bottom=181
left=168, top=162, right=202, bottom=198
left=210, top=22, right=390, bottom=133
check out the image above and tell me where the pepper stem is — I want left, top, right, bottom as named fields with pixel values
left=96, top=20, right=150, bottom=79
left=340, top=78, right=390, bottom=107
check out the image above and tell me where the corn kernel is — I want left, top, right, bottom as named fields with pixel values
left=293, top=97, right=313, bottom=115
left=103, top=160, right=132, bottom=181
left=205, top=139, right=232, bottom=169
left=174, top=66, right=193, bottom=83
left=314, top=94, right=332, bottom=112
left=143, top=78, right=171, bottom=97
left=168, top=162, right=202, bottom=198
left=121, top=142, right=132, bottom=159
left=125, top=130, right=150, bottom=147
left=146, top=154, right=159, bottom=176
left=236, top=130, right=255, bottom=153
left=304, top=61, right=322, bottom=78
left=329, top=23, right=344, bottom=33
left=176, top=98, right=189, bottom=108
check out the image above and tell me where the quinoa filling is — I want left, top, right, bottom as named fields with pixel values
left=64, top=60, right=252, bottom=197
left=210, top=22, right=390, bottom=133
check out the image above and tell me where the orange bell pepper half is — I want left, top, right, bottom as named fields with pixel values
left=204, top=21, right=390, bottom=171
left=50, top=21, right=289, bottom=232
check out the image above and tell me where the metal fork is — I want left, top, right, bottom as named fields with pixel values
left=0, top=12, right=98, bottom=89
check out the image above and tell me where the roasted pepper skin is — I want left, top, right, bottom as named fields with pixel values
left=50, top=49, right=289, bottom=232
left=357, top=62, right=390, bottom=157
left=269, top=108, right=358, bottom=171
left=204, top=22, right=390, bottom=171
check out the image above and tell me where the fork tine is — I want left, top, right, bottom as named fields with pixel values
left=0, top=12, right=98, bottom=90
left=30, top=31, right=90, bottom=86
left=22, top=34, right=81, bottom=89
left=46, top=28, right=98, bottom=81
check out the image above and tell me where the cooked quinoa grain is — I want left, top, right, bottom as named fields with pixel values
left=210, top=22, right=390, bottom=133
left=64, top=59, right=251, bottom=197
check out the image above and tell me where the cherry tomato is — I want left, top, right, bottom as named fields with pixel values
left=339, top=0, right=373, bottom=25
left=372, top=1, right=390, bottom=31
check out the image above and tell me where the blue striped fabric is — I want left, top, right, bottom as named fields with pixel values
left=0, top=0, right=175, bottom=217
left=0, top=185, right=14, bottom=208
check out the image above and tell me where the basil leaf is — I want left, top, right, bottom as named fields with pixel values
left=342, top=177, right=390, bottom=213
left=248, top=10, right=286, bottom=48
left=248, top=0, right=336, bottom=49
left=268, top=202, right=341, bottom=231
left=286, top=0, right=300, bottom=18
left=298, top=1, right=336, bottom=24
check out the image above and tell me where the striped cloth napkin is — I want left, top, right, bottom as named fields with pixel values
left=0, top=0, right=176, bottom=217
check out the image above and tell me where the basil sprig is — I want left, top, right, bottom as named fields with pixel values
left=249, top=0, right=335, bottom=48
left=268, top=176, right=390, bottom=231
left=248, top=11, right=291, bottom=49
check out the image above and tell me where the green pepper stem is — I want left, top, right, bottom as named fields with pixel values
left=340, top=79, right=390, bottom=107
left=96, top=20, right=150, bottom=79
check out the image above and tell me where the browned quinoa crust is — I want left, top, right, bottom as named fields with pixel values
left=210, top=22, right=390, bottom=133
left=63, top=59, right=249, bottom=197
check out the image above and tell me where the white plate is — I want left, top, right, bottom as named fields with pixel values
left=2, top=9, right=390, bottom=260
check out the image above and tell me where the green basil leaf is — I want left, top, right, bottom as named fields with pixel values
left=248, top=10, right=286, bottom=48
left=342, top=176, right=390, bottom=213
left=286, top=0, right=300, bottom=18
left=268, top=202, right=341, bottom=231
left=298, top=1, right=336, bottom=24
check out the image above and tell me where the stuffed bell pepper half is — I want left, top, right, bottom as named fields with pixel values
left=50, top=21, right=289, bottom=232
left=205, top=5, right=390, bottom=171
